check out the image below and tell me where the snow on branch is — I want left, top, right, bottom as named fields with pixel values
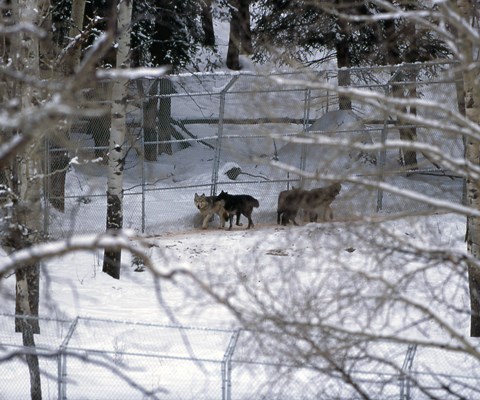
left=96, top=66, right=170, bottom=80
left=0, top=22, right=46, bottom=38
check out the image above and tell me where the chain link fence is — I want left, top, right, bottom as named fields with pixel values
left=2, top=314, right=479, bottom=400
left=43, top=62, right=464, bottom=238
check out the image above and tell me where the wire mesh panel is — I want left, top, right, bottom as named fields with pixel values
left=0, top=314, right=75, bottom=400
left=59, top=317, right=234, bottom=400
left=2, top=314, right=480, bottom=400
left=229, top=330, right=406, bottom=400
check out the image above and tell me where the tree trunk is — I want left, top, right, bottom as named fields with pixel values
left=226, top=0, right=241, bottom=70
left=238, top=0, right=252, bottom=55
left=385, top=13, right=418, bottom=170
left=102, top=0, right=132, bottom=279
left=335, top=18, right=352, bottom=110
left=8, top=0, right=44, bottom=397
left=23, top=326, right=42, bottom=400
left=201, top=0, right=215, bottom=47
left=457, top=0, right=480, bottom=337
left=65, top=0, right=86, bottom=75
left=158, top=78, right=175, bottom=155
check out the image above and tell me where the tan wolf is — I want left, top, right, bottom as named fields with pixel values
left=194, top=193, right=228, bottom=229
left=277, top=182, right=342, bottom=225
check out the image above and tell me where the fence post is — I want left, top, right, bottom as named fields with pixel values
left=141, top=97, right=146, bottom=233
left=211, top=76, right=239, bottom=196
left=376, top=105, right=388, bottom=212
left=222, top=329, right=240, bottom=400
left=377, top=71, right=401, bottom=212
left=400, top=344, right=417, bottom=400
left=44, top=137, right=50, bottom=237
left=300, top=88, right=311, bottom=187
left=57, top=317, right=79, bottom=400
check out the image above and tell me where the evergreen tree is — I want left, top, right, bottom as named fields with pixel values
left=251, top=0, right=449, bottom=67
left=131, top=0, right=209, bottom=71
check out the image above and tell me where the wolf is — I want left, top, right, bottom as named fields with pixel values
left=194, top=193, right=228, bottom=229
left=215, top=190, right=260, bottom=230
left=277, top=182, right=342, bottom=225
left=277, top=187, right=308, bottom=226
left=301, top=182, right=342, bottom=222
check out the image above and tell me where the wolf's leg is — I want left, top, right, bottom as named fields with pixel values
left=235, top=212, right=243, bottom=226
left=218, top=212, right=226, bottom=228
left=228, top=214, right=234, bottom=230
left=324, top=205, right=333, bottom=221
left=202, top=214, right=210, bottom=229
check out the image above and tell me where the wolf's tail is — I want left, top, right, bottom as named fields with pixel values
left=253, top=199, right=260, bottom=208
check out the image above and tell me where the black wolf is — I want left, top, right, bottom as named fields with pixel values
left=215, top=190, right=260, bottom=229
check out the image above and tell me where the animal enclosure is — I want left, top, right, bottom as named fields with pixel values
left=44, top=63, right=464, bottom=238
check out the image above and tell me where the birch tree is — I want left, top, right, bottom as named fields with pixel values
left=455, top=0, right=480, bottom=337
left=103, top=0, right=133, bottom=279
left=3, top=1, right=47, bottom=398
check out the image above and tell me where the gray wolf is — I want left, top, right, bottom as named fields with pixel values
left=277, top=182, right=341, bottom=225
left=277, top=187, right=307, bottom=226
left=215, top=190, right=260, bottom=230
left=194, top=193, right=228, bottom=229
left=302, top=182, right=342, bottom=222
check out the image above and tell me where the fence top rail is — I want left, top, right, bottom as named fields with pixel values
left=149, top=59, right=458, bottom=81
left=0, top=313, right=238, bottom=336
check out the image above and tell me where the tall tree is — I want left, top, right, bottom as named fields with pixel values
left=456, top=0, right=480, bottom=337
left=226, top=0, right=253, bottom=70
left=226, top=0, right=241, bottom=70
left=102, top=0, right=133, bottom=279
left=5, top=0, right=46, bottom=397
left=201, top=0, right=215, bottom=47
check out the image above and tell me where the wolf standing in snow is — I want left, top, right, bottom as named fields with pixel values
left=277, top=182, right=342, bottom=225
left=194, top=193, right=228, bottom=229
left=215, top=190, right=260, bottom=230
left=302, top=182, right=342, bottom=222
left=277, top=187, right=307, bottom=226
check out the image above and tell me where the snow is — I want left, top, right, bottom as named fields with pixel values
left=1, top=9, right=479, bottom=400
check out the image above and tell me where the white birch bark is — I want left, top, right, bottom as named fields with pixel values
left=455, top=0, right=480, bottom=336
left=8, top=1, right=45, bottom=397
left=10, top=0, right=44, bottom=322
left=65, top=0, right=87, bottom=75
left=103, top=0, right=133, bottom=279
